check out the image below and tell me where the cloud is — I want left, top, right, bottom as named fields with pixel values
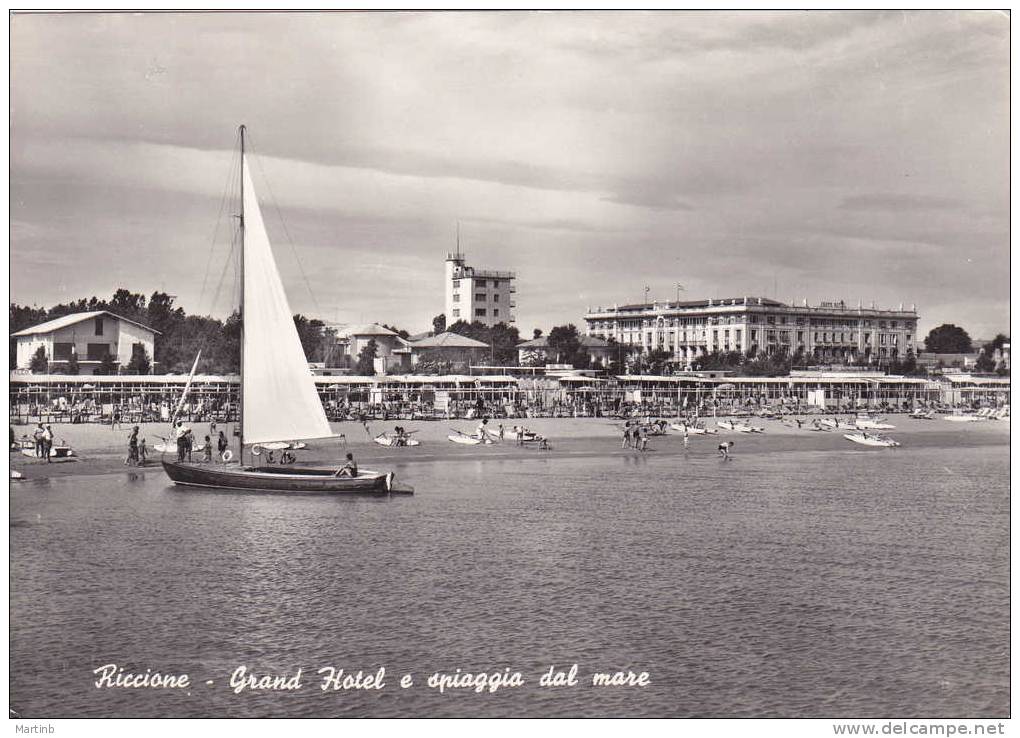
left=839, top=193, right=968, bottom=212
left=9, top=11, right=1010, bottom=337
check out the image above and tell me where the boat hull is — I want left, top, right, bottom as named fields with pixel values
left=447, top=434, right=493, bottom=445
left=373, top=435, right=421, bottom=447
left=161, top=461, right=409, bottom=495
left=843, top=433, right=899, bottom=447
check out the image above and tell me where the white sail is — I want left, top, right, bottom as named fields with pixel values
left=169, top=350, right=202, bottom=428
left=240, top=155, right=333, bottom=444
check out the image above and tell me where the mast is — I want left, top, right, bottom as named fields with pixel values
left=238, top=124, right=246, bottom=465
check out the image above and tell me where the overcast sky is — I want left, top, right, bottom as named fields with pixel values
left=10, top=10, right=1009, bottom=338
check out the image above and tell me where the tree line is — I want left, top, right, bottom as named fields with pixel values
left=10, top=289, right=331, bottom=375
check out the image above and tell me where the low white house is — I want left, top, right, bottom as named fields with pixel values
left=12, top=311, right=159, bottom=375
left=333, top=323, right=413, bottom=374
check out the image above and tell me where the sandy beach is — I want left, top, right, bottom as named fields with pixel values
left=9, top=414, right=1010, bottom=482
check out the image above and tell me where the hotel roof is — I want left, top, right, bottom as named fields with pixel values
left=611, top=297, right=786, bottom=311
left=518, top=335, right=610, bottom=349
left=11, top=310, right=160, bottom=337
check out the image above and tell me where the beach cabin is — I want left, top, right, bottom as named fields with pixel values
left=11, top=311, right=158, bottom=376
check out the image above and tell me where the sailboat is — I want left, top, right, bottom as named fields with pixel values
left=162, top=126, right=410, bottom=495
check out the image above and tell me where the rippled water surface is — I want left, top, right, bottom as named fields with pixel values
left=10, top=436, right=1009, bottom=717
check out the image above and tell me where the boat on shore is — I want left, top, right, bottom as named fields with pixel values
left=19, top=444, right=76, bottom=461
left=941, top=412, right=984, bottom=423
left=669, top=423, right=717, bottom=435
left=844, top=432, right=900, bottom=448
left=162, top=126, right=408, bottom=496
left=447, top=430, right=496, bottom=445
left=374, top=433, right=421, bottom=447
left=854, top=415, right=896, bottom=430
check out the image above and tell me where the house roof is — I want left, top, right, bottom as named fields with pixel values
left=11, top=310, right=160, bottom=337
left=518, top=335, right=610, bottom=349
left=410, top=331, right=489, bottom=349
left=335, top=323, right=399, bottom=338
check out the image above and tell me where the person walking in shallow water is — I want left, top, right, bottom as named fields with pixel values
left=718, top=440, right=734, bottom=459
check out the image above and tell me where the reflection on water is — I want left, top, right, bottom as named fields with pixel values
left=9, top=436, right=1009, bottom=718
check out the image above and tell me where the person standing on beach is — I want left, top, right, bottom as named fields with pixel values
left=217, top=430, right=229, bottom=461
left=682, top=424, right=689, bottom=449
left=638, top=426, right=649, bottom=452
left=112, top=407, right=121, bottom=431
left=139, top=438, right=147, bottom=465
left=621, top=425, right=631, bottom=449
left=33, top=423, right=44, bottom=457
left=126, top=426, right=139, bottom=466
left=203, top=436, right=212, bottom=463
left=41, top=425, right=54, bottom=462
left=718, top=440, right=733, bottom=459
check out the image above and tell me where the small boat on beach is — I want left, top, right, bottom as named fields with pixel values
left=20, top=446, right=77, bottom=461
left=854, top=415, right=896, bottom=430
left=909, top=409, right=935, bottom=420
left=844, top=432, right=900, bottom=448
left=447, top=433, right=495, bottom=446
left=374, top=433, right=421, bottom=447
left=717, top=420, right=762, bottom=433
left=941, top=412, right=984, bottom=423
left=670, top=423, right=718, bottom=435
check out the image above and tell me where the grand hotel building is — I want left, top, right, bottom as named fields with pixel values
left=583, top=297, right=919, bottom=366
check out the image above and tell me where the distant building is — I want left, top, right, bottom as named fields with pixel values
left=584, top=297, right=919, bottom=368
left=916, top=352, right=980, bottom=372
left=408, top=331, right=490, bottom=371
left=516, top=335, right=614, bottom=367
left=11, top=311, right=158, bottom=375
left=332, top=323, right=412, bottom=374
left=444, top=249, right=516, bottom=328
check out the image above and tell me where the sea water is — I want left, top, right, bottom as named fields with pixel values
left=9, top=432, right=1009, bottom=717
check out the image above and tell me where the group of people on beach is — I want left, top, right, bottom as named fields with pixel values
left=125, top=426, right=147, bottom=466
left=31, top=423, right=55, bottom=462
left=621, top=421, right=651, bottom=452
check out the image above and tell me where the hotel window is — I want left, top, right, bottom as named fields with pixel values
left=865, top=334, right=871, bottom=344
left=95, top=317, right=104, bottom=336
left=880, top=334, right=886, bottom=345
left=475, top=293, right=486, bottom=301
left=53, top=343, right=73, bottom=360
left=453, top=294, right=460, bottom=302
left=452, top=309, right=460, bottom=317
left=452, top=280, right=460, bottom=288
left=797, top=331, right=804, bottom=343
left=493, top=309, right=500, bottom=317
left=814, top=332, right=819, bottom=341
left=750, top=330, right=757, bottom=342
left=475, top=308, right=487, bottom=317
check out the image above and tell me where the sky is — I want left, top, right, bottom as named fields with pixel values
left=10, top=10, right=1010, bottom=339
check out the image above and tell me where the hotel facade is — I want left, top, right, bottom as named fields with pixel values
left=583, top=297, right=919, bottom=366
left=444, top=251, right=516, bottom=328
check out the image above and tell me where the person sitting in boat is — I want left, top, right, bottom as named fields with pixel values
left=335, top=452, right=358, bottom=478
left=394, top=425, right=406, bottom=446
